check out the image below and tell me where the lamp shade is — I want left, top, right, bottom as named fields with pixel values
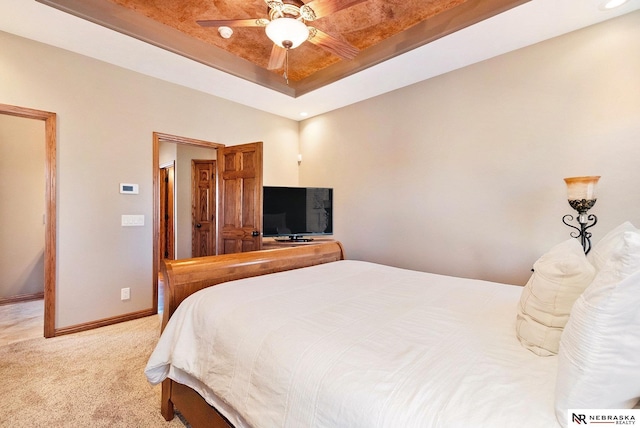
left=564, top=176, right=600, bottom=200
left=265, top=17, right=309, bottom=49
left=564, top=176, right=600, bottom=213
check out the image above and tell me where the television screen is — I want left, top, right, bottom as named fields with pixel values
left=263, top=186, right=333, bottom=240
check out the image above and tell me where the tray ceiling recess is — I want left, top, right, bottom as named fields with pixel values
left=36, top=0, right=530, bottom=97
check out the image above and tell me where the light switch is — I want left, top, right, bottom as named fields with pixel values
left=121, top=215, right=144, bottom=226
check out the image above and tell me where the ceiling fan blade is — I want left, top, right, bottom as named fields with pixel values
left=303, top=0, right=367, bottom=19
left=197, top=18, right=268, bottom=28
left=308, top=28, right=358, bottom=60
left=267, top=45, right=286, bottom=70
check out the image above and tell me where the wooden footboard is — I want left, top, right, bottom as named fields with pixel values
left=159, top=241, right=345, bottom=425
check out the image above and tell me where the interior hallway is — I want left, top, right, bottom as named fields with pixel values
left=0, top=299, right=43, bottom=346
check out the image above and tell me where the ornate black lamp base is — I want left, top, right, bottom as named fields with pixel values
left=562, top=213, right=597, bottom=254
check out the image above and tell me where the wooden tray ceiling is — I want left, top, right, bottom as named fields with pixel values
left=37, top=0, right=529, bottom=97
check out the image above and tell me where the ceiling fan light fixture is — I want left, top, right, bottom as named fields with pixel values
left=600, top=0, right=629, bottom=8
left=265, top=17, right=309, bottom=49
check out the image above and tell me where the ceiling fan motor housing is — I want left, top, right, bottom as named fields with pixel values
left=267, top=0, right=314, bottom=21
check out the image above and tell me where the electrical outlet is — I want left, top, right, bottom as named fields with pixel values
left=121, top=287, right=130, bottom=301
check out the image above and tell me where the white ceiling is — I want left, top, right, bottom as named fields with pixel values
left=1, top=0, right=639, bottom=121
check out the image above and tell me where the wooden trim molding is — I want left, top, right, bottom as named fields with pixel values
left=0, top=103, right=57, bottom=338
left=53, top=308, right=157, bottom=336
left=0, top=292, right=45, bottom=306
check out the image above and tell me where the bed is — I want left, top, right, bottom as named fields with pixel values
left=146, top=225, right=640, bottom=428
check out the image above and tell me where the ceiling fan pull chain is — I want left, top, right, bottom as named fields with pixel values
left=284, top=47, right=289, bottom=85
left=282, top=39, right=293, bottom=85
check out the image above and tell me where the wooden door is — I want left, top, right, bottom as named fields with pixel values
left=219, top=142, right=263, bottom=254
left=192, top=160, right=216, bottom=257
left=159, top=164, right=175, bottom=265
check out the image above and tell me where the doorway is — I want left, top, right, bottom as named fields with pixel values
left=152, top=134, right=264, bottom=313
left=0, top=103, right=57, bottom=338
left=152, top=133, right=223, bottom=313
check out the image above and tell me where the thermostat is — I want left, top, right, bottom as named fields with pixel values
left=120, top=183, right=139, bottom=194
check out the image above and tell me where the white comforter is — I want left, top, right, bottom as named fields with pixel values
left=146, top=260, right=560, bottom=428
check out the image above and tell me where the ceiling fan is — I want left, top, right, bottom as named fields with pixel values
left=197, top=0, right=365, bottom=81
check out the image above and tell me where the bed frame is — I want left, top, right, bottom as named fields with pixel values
left=159, top=241, right=346, bottom=427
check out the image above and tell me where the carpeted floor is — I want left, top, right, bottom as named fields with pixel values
left=0, top=315, right=187, bottom=427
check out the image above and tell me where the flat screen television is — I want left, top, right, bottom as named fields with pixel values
left=262, top=186, right=333, bottom=242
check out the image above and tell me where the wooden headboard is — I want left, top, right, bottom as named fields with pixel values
left=160, top=241, right=346, bottom=330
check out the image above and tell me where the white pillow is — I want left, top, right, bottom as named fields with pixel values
left=555, top=227, right=640, bottom=427
left=588, top=221, right=638, bottom=271
left=516, top=239, right=595, bottom=356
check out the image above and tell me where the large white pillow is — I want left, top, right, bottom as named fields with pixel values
left=588, top=221, right=638, bottom=271
left=516, top=238, right=595, bottom=356
left=555, top=226, right=640, bottom=427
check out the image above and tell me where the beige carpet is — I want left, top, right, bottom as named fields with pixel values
left=0, top=314, right=187, bottom=427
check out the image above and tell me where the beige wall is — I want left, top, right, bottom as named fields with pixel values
left=0, top=30, right=299, bottom=329
left=0, top=115, right=45, bottom=299
left=299, top=11, right=640, bottom=286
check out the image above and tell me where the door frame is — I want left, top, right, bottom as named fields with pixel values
left=0, top=103, right=57, bottom=338
left=159, top=161, right=175, bottom=264
left=152, top=132, right=224, bottom=312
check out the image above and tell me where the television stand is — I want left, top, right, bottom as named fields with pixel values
left=262, top=237, right=334, bottom=249
left=275, top=237, right=314, bottom=243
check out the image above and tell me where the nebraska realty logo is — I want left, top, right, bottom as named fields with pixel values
left=569, top=409, right=639, bottom=425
